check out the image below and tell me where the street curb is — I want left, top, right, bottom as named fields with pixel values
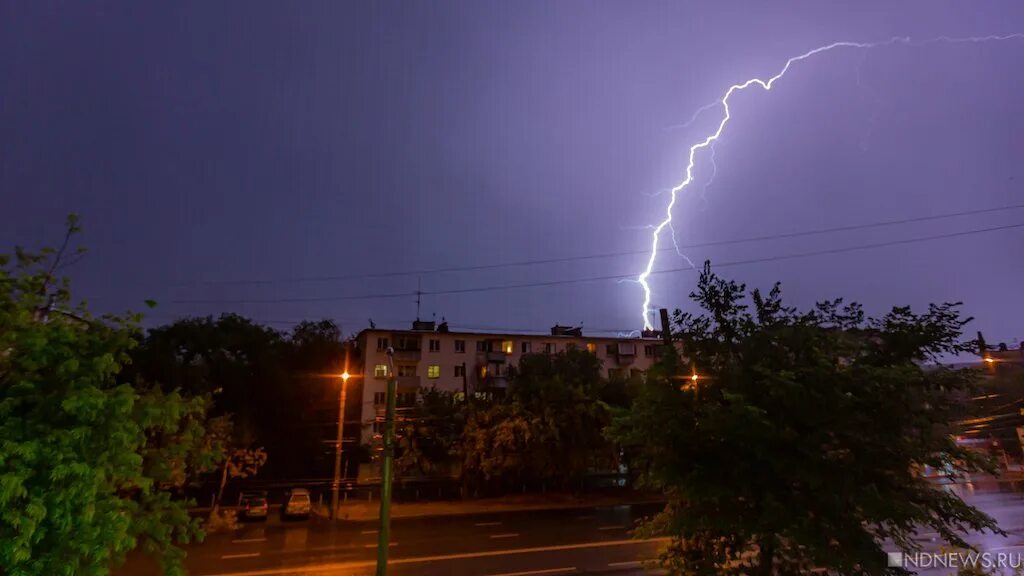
left=334, top=498, right=667, bottom=522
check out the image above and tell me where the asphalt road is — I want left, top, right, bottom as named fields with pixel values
left=119, top=487, right=1024, bottom=576
left=119, top=502, right=667, bottom=576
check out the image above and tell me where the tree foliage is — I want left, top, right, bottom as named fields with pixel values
left=0, top=217, right=220, bottom=575
left=395, top=387, right=463, bottom=477
left=611, top=262, right=1001, bottom=575
left=461, top=348, right=615, bottom=494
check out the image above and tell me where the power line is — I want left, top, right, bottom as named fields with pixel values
left=175, top=203, right=1024, bottom=287
left=168, top=220, right=1024, bottom=305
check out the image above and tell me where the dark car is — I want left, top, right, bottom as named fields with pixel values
left=240, top=496, right=268, bottom=521
left=238, top=490, right=269, bottom=521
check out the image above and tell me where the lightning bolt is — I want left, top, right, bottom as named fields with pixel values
left=636, top=33, right=1024, bottom=330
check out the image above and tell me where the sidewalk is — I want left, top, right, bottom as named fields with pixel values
left=332, top=491, right=664, bottom=521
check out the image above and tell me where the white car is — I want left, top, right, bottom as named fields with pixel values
left=282, top=488, right=311, bottom=519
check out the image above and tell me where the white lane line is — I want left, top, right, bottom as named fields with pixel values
left=608, top=560, right=643, bottom=567
left=221, top=553, right=261, bottom=560
left=360, top=530, right=378, bottom=535
left=475, top=521, right=503, bottom=527
left=486, top=568, right=576, bottom=576
left=231, top=538, right=267, bottom=544
left=490, top=533, right=520, bottom=539
left=598, top=525, right=625, bottom=531
left=363, top=542, right=398, bottom=548
left=198, top=537, right=669, bottom=576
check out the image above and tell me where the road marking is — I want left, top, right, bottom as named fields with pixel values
left=486, top=567, right=576, bottom=576
left=231, top=538, right=267, bottom=544
left=198, top=537, right=669, bottom=576
left=598, top=525, right=625, bottom=530
left=489, top=533, right=519, bottom=539
left=360, top=530, right=378, bottom=535
left=608, top=560, right=643, bottom=567
left=221, top=553, right=261, bottom=560
left=475, top=521, right=503, bottom=527
left=363, top=542, right=398, bottom=548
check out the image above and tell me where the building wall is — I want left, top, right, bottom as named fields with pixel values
left=352, top=328, right=667, bottom=443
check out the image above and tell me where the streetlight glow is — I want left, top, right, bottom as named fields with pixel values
left=691, top=373, right=699, bottom=382
left=341, top=371, right=351, bottom=382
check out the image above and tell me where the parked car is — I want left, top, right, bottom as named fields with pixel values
left=281, top=488, right=311, bottom=520
left=240, top=496, right=268, bottom=521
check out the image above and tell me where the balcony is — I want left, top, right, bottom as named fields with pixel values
left=615, top=354, right=635, bottom=366
left=481, top=376, right=509, bottom=390
left=392, top=348, right=421, bottom=362
left=396, top=375, right=420, bottom=391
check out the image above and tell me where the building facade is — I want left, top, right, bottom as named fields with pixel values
left=351, top=321, right=667, bottom=443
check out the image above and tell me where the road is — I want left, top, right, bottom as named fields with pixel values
left=119, top=502, right=667, bottom=576
left=119, top=488, right=1024, bottom=576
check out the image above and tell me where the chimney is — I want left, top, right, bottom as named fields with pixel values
left=412, top=319, right=436, bottom=331
left=436, top=321, right=449, bottom=333
left=551, top=325, right=582, bottom=337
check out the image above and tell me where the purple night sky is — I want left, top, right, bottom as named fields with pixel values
left=2, top=2, right=1022, bottom=343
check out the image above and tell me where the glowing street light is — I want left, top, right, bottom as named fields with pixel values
left=331, top=351, right=353, bottom=521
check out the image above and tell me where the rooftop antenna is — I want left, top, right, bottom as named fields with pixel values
left=415, top=276, right=422, bottom=321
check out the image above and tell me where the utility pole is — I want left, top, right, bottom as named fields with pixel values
left=330, top=344, right=351, bottom=520
left=659, top=308, right=672, bottom=347
left=461, top=361, right=468, bottom=402
left=375, top=348, right=398, bottom=576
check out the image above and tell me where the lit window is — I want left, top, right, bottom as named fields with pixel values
left=398, top=365, right=416, bottom=377
left=454, top=340, right=466, bottom=353
left=455, top=365, right=466, bottom=377
left=374, top=364, right=388, bottom=378
left=521, top=341, right=532, bottom=354
left=586, top=342, right=596, bottom=354
left=429, top=339, right=440, bottom=352
left=480, top=366, right=488, bottom=378
left=428, top=365, right=440, bottom=379
left=502, top=340, right=514, bottom=354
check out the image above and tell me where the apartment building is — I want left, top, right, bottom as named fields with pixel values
left=351, top=320, right=667, bottom=443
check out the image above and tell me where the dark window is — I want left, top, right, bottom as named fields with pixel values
left=377, top=337, right=389, bottom=351
left=606, top=343, right=617, bottom=356
left=429, top=339, right=440, bottom=352
left=476, top=340, right=489, bottom=352
left=454, top=340, right=466, bottom=353
left=521, top=341, right=532, bottom=354
left=455, top=365, right=466, bottom=377
left=644, top=345, right=655, bottom=357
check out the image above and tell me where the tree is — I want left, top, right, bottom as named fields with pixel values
left=610, top=262, right=1001, bottom=575
left=461, top=348, right=615, bottom=494
left=0, top=217, right=217, bottom=575
left=395, top=387, right=463, bottom=478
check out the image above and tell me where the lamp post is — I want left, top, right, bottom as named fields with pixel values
left=375, top=347, right=398, bottom=575
left=330, top=353, right=352, bottom=520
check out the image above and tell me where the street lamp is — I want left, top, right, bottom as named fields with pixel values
left=330, top=356, right=352, bottom=520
